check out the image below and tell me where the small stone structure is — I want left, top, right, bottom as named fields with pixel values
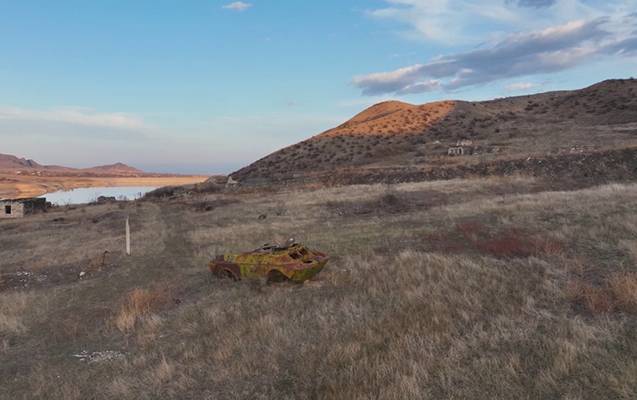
left=0, top=198, right=48, bottom=219
left=447, top=147, right=465, bottom=156
left=97, top=196, right=117, bottom=203
left=226, top=176, right=240, bottom=186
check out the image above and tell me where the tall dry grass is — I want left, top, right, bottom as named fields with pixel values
left=2, top=177, right=637, bottom=399
left=113, top=286, right=172, bottom=333
left=0, top=291, right=33, bottom=335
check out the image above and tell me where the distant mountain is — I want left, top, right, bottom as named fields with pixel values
left=0, top=154, right=145, bottom=176
left=0, top=154, right=44, bottom=170
left=84, top=162, right=144, bottom=175
left=232, top=79, right=637, bottom=185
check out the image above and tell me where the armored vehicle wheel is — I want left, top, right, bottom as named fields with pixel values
left=267, top=270, right=289, bottom=283
left=213, top=267, right=239, bottom=281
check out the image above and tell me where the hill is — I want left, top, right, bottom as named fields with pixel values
left=0, top=154, right=44, bottom=170
left=231, top=79, right=637, bottom=185
left=0, top=154, right=207, bottom=199
left=83, top=162, right=145, bottom=175
left=0, top=154, right=144, bottom=176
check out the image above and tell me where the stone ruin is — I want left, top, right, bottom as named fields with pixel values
left=0, top=197, right=49, bottom=219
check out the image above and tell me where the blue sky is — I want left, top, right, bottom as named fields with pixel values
left=1, top=0, right=635, bottom=173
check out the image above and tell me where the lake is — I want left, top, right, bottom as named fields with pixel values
left=42, top=186, right=158, bottom=205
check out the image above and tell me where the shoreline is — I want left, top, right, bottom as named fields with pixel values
left=0, top=175, right=209, bottom=199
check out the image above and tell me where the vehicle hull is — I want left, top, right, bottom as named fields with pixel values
left=208, top=244, right=328, bottom=283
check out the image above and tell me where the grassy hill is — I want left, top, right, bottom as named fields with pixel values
left=232, top=79, right=637, bottom=185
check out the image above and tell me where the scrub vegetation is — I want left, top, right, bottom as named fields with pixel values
left=2, top=175, right=637, bottom=399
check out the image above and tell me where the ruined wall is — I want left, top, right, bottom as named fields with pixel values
left=0, top=201, right=25, bottom=219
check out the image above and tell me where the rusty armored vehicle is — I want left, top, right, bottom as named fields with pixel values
left=209, top=240, right=328, bottom=283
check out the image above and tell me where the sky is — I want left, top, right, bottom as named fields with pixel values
left=0, top=0, right=636, bottom=174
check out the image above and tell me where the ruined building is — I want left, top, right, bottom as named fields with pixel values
left=0, top=198, right=49, bottom=219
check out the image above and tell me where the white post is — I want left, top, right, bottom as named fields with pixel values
left=126, top=216, right=131, bottom=256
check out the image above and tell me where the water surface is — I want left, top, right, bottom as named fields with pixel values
left=42, top=186, right=157, bottom=205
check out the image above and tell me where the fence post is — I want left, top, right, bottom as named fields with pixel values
left=126, top=216, right=131, bottom=256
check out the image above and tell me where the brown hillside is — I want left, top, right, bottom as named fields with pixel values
left=84, top=162, right=144, bottom=175
left=323, top=100, right=455, bottom=137
left=0, top=154, right=144, bottom=176
left=231, top=79, right=637, bottom=184
left=0, top=154, right=205, bottom=198
left=0, top=154, right=43, bottom=170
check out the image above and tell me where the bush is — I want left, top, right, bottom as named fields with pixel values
left=566, top=273, right=637, bottom=315
left=113, top=287, right=172, bottom=333
left=609, top=273, right=637, bottom=313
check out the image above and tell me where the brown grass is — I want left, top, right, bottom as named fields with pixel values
left=0, top=292, right=33, bottom=335
left=113, top=286, right=172, bottom=333
left=2, top=177, right=637, bottom=399
left=567, top=273, right=637, bottom=315
left=609, top=273, right=637, bottom=313
left=566, top=280, right=616, bottom=314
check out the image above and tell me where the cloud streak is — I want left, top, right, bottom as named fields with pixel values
left=505, top=82, right=542, bottom=91
left=512, top=0, right=556, bottom=8
left=222, top=2, right=252, bottom=12
left=354, top=16, right=637, bottom=95
left=0, top=106, right=148, bottom=131
left=369, top=0, right=629, bottom=44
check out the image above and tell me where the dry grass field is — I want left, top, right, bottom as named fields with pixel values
left=1, top=176, right=637, bottom=399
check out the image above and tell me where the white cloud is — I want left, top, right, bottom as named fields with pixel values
left=505, top=82, right=542, bottom=91
left=354, top=15, right=637, bottom=95
left=0, top=106, right=148, bottom=131
left=0, top=107, right=223, bottom=173
left=369, top=0, right=630, bottom=44
left=222, top=2, right=252, bottom=11
left=510, top=0, right=556, bottom=8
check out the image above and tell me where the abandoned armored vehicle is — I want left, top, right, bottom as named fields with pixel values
left=209, top=241, right=328, bottom=283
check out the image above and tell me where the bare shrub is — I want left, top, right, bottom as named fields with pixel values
left=152, top=355, right=175, bottom=385
left=114, top=286, right=171, bottom=333
left=476, top=232, right=536, bottom=258
left=567, top=273, right=637, bottom=315
left=429, top=223, right=564, bottom=259
left=609, top=273, right=637, bottom=313
left=566, top=280, right=615, bottom=314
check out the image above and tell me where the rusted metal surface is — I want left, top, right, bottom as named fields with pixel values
left=209, top=241, right=328, bottom=283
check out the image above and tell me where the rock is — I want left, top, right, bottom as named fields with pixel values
left=79, top=271, right=86, bottom=278
left=72, top=350, right=124, bottom=364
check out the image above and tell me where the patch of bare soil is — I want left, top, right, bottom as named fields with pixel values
left=0, top=251, right=123, bottom=292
